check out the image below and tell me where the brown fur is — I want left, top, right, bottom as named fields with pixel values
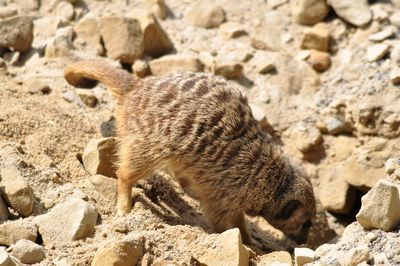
left=64, top=60, right=316, bottom=244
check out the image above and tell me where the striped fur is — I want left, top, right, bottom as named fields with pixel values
left=64, top=60, right=316, bottom=244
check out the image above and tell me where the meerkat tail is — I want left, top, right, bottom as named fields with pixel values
left=64, top=60, right=135, bottom=99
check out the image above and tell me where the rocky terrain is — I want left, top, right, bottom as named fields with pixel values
left=0, top=0, right=400, bottom=265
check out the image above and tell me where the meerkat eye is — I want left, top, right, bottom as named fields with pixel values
left=274, top=200, right=301, bottom=220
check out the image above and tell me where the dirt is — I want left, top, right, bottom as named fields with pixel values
left=1, top=0, right=400, bottom=265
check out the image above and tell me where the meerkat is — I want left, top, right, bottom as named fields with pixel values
left=64, top=60, right=316, bottom=244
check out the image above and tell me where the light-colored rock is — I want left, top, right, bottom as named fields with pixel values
left=10, top=239, right=45, bottom=264
left=390, top=68, right=400, bottom=85
left=294, top=248, right=316, bottom=266
left=0, top=166, right=34, bottom=217
left=56, top=1, right=74, bottom=22
left=385, top=158, right=399, bottom=175
left=254, top=55, right=276, bottom=74
left=341, top=245, right=370, bottom=266
left=0, top=16, right=33, bottom=53
left=389, top=11, right=400, bottom=27
left=13, top=0, right=39, bottom=12
left=0, top=247, right=15, bottom=266
left=291, top=0, right=330, bottom=25
left=342, top=157, right=385, bottom=188
left=301, top=23, right=330, bottom=52
left=307, top=50, right=331, bottom=72
left=90, top=174, right=117, bottom=202
left=92, top=240, right=143, bottom=266
left=218, top=22, right=247, bottom=39
left=149, top=54, right=204, bottom=76
left=128, top=11, right=173, bottom=57
left=256, top=251, right=292, bottom=266
left=366, top=43, right=389, bottom=62
left=0, top=220, right=37, bottom=246
left=356, top=179, right=400, bottom=231
left=76, top=89, right=98, bottom=108
left=99, top=16, right=144, bottom=64
left=314, top=243, right=334, bottom=258
left=45, top=35, right=74, bottom=58
left=290, top=124, right=322, bottom=153
left=323, top=117, right=350, bottom=135
left=214, top=61, right=243, bottom=79
left=368, top=27, right=395, bottom=42
left=146, top=0, right=168, bottom=20
left=73, top=13, right=103, bottom=56
left=328, top=0, right=372, bottom=27
left=371, top=5, right=389, bottom=22
left=27, top=79, right=51, bottom=95
left=132, top=59, right=150, bottom=78
left=0, top=5, right=18, bottom=19
left=36, top=198, right=98, bottom=246
left=318, top=167, right=355, bottom=214
left=251, top=30, right=283, bottom=51
left=195, top=228, right=249, bottom=266
left=296, top=50, right=311, bottom=61
left=3, top=51, right=20, bottom=66
left=82, top=137, right=118, bottom=178
left=249, top=104, right=269, bottom=130
left=185, top=0, right=225, bottom=28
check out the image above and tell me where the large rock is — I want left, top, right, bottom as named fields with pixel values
left=128, top=10, right=173, bottom=57
left=195, top=228, right=249, bottom=266
left=90, top=174, right=117, bottom=202
left=0, top=16, right=33, bottom=53
left=356, top=179, right=400, bottom=231
left=10, top=239, right=45, bottom=264
left=99, top=16, right=144, bottom=64
left=92, top=240, right=144, bottom=266
left=256, top=251, right=292, bottom=265
left=149, top=54, right=204, bottom=76
left=0, top=219, right=37, bottom=246
left=328, top=0, right=372, bottom=27
left=185, top=0, right=225, bottom=28
left=0, top=165, right=34, bottom=217
left=36, top=198, right=98, bottom=247
left=73, top=13, right=103, bottom=56
left=82, top=137, right=118, bottom=178
left=292, top=0, right=330, bottom=25
left=317, top=166, right=355, bottom=214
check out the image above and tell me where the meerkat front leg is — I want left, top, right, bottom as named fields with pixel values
left=232, top=212, right=253, bottom=244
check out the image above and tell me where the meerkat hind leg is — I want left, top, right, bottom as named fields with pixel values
left=116, top=144, right=155, bottom=215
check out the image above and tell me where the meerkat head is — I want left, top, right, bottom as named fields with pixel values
left=267, top=160, right=316, bottom=242
left=247, top=157, right=316, bottom=242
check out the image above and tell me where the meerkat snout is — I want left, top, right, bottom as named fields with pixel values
left=64, top=60, right=317, bottom=245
